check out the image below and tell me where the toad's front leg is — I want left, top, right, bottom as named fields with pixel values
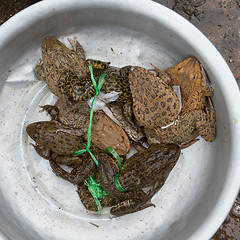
left=49, top=156, right=97, bottom=185
left=39, top=104, right=59, bottom=121
left=31, top=143, right=51, bottom=159
left=34, top=59, right=46, bottom=81
left=110, top=189, right=155, bottom=216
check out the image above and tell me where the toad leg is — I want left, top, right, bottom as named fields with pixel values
left=196, top=97, right=216, bottom=142
left=68, top=37, right=86, bottom=60
left=110, top=189, right=155, bottom=216
left=31, top=143, right=51, bottom=160
left=34, top=59, right=46, bottom=81
left=39, top=105, right=59, bottom=121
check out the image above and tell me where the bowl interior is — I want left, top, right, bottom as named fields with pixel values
left=0, top=1, right=239, bottom=240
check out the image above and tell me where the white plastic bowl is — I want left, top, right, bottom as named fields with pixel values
left=0, top=0, right=239, bottom=239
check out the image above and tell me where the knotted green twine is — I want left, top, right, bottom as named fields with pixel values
left=84, top=174, right=109, bottom=212
left=73, top=65, right=106, bottom=167
left=73, top=66, right=125, bottom=213
left=73, top=65, right=106, bottom=213
left=105, top=147, right=126, bottom=193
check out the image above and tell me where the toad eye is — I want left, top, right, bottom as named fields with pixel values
left=163, top=147, right=169, bottom=155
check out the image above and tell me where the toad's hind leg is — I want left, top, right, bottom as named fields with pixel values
left=50, top=156, right=97, bottom=185
left=107, top=102, right=145, bottom=142
left=77, top=182, right=119, bottom=212
left=49, top=160, right=75, bottom=184
left=180, top=129, right=199, bottom=148
left=77, top=183, right=99, bottom=212
left=196, top=97, right=216, bottom=142
left=68, top=37, right=86, bottom=60
left=72, top=157, right=98, bottom=185
left=122, top=102, right=135, bottom=126
left=149, top=64, right=171, bottom=85
left=110, top=195, right=155, bottom=216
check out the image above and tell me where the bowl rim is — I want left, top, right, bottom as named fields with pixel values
left=0, top=0, right=240, bottom=239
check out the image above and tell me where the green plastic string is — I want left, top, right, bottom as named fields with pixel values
left=72, top=67, right=125, bottom=212
left=105, top=147, right=122, bottom=169
left=114, top=172, right=126, bottom=192
left=73, top=65, right=106, bottom=213
left=86, top=69, right=106, bottom=148
left=105, top=147, right=126, bottom=193
left=74, top=144, right=99, bottom=166
left=84, top=175, right=108, bottom=214
left=74, top=65, right=106, bottom=155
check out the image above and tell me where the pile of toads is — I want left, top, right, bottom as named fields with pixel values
left=26, top=37, right=216, bottom=216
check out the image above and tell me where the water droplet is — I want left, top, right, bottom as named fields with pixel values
left=231, top=202, right=240, bottom=218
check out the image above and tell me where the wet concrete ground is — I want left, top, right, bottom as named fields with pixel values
left=0, top=0, right=239, bottom=239
left=156, top=0, right=240, bottom=89
left=0, top=0, right=39, bottom=25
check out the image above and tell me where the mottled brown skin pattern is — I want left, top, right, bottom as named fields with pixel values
left=103, top=65, right=131, bottom=105
left=51, top=153, right=84, bottom=166
left=58, top=71, right=98, bottom=102
left=119, top=144, right=180, bottom=190
left=107, top=102, right=145, bottom=141
left=41, top=98, right=90, bottom=131
left=49, top=160, right=76, bottom=184
left=40, top=102, right=130, bottom=155
left=77, top=183, right=99, bottom=212
left=26, top=121, right=85, bottom=155
left=104, top=65, right=133, bottom=104
left=85, top=59, right=110, bottom=71
left=129, top=66, right=180, bottom=128
left=58, top=61, right=109, bottom=102
left=146, top=97, right=216, bottom=147
left=77, top=181, right=119, bottom=212
left=35, top=37, right=89, bottom=97
left=49, top=155, right=98, bottom=185
left=30, top=142, right=86, bottom=166
left=73, top=150, right=154, bottom=215
left=58, top=65, right=133, bottom=104
left=55, top=99, right=90, bottom=130
left=164, top=57, right=213, bottom=113
left=48, top=144, right=102, bottom=184
left=98, top=144, right=181, bottom=216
